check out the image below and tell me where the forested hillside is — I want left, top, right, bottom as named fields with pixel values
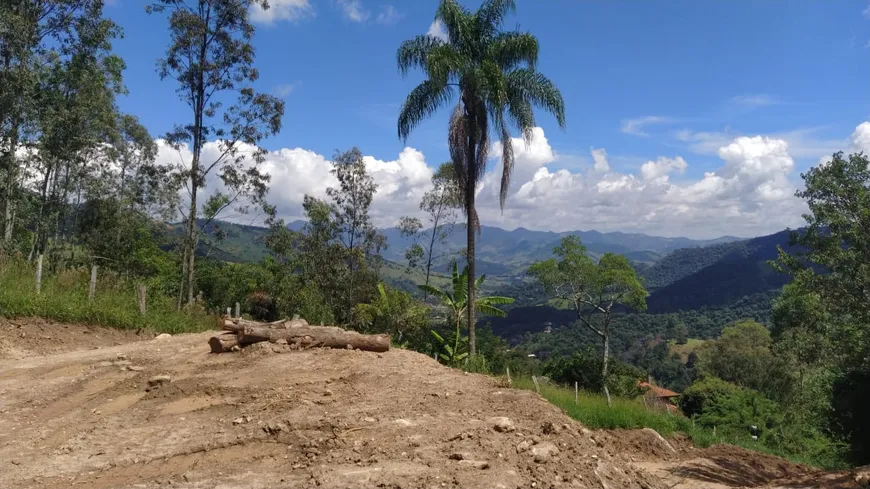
left=643, top=231, right=797, bottom=312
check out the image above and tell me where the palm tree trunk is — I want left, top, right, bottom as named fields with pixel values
left=466, top=180, right=476, bottom=357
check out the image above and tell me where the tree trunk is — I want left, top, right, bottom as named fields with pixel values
left=466, top=173, right=476, bottom=356
left=185, top=186, right=197, bottom=306
left=222, top=317, right=308, bottom=333
left=208, top=332, right=239, bottom=353
left=602, top=333, right=612, bottom=407
left=177, top=242, right=188, bottom=310
left=423, top=212, right=441, bottom=300
left=1, top=121, right=19, bottom=245
left=237, top=325, right=390, bottom=352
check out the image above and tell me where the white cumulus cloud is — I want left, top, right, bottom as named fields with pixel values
left=375, top=5, right=401, bottom=25
left=474, top=128, right=807, bottom=238
left=640, top=156, right=687, bottom=182
left=336, top=0, right=369, bottom=22
left=427, top=20, right=448, bottom=41
left=590, top=148, right=610, bottom=173
left=249, top=0, right=313, bottom=24
left=621, top=116, right=675, bottom=137
left=155, top=142, right=433, bottom=227
left=152, top=122, right=870, bottom=239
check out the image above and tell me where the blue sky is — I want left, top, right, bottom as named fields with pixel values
left=104, top=0, right=870, bottom=238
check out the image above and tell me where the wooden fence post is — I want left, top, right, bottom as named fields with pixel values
left=575, top=381, right=579, bottom=405
left=137, top=285, right=147, bottom=316
left=35, top=254, right=43, bottom=294
left=88, top=264, right=98, bottom=302
left=234, top=302, right=240, bottom=319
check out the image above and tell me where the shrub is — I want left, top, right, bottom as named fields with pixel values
left=681, top=377, right=783, bottom=440
left=679, top=376, right=740, bottom=418
left=544, top=347, right=646, bottom=398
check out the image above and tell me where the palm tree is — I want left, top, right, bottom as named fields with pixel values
left=420, top=262, right=514, bottom=361
left=397, top=0, right=566, bottom=355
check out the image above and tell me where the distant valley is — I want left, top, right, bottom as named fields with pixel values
left=184, top=219, right=797, bottom=340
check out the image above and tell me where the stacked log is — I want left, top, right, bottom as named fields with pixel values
left=209, top=316, right=391, bottom=354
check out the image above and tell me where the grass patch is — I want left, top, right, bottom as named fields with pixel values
left=668, top=338, right=706, bottom=361
left=514, top=377, right=838, bottom=469
left=0, top=260, right=214, bottom=334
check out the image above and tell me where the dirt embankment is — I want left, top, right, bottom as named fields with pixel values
left=0, top=319, right=866, bottom=489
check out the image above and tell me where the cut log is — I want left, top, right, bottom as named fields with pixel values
left=222, top=317, right=309, bottom=333
left=238, top=326, right=390, bottom=352
left=209, top=332, right=240, bottom=353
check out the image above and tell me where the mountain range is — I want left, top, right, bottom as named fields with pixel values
left=188, top=218, right=795, bottom=319
left=283, top=219, right=742, bottom=276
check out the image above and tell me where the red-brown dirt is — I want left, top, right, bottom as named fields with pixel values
left=1, top=319, right=866, bottom=489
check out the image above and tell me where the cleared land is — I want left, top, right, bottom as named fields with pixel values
left=0, top=319, right=866, bottom=489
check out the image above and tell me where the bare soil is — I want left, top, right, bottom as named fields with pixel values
left=0, top=319, right=866, bottom=489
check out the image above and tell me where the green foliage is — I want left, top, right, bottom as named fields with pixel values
left=0, top=258, right=212, bottom=334
left=261, top=149, right=386, bottom=326
left=695, top=320, right=791, bottom=399
left=529, top=236, right=648, bottom=402
left=678, top=376, right=846, bottom=468
left=76, top=201, right=170, bottom=279
left=513, top=377, right=840, bottom=468
left=354, top=283, right=429, bottom=345
left=625, top=338, right=696, bottom=392
left=430, top=328, right=469, bottom=366
left=668, top=317, right=689, bottom=345
left=419, top=261, right=514, bottom=332
left=543, top=348, right=646, bottom=398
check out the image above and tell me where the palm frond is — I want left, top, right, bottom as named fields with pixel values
left=435, top=0, right=472, bottom=50
left=505, top=90, right=535, bottom=141
left=398, top=80, right=454, bottom=142
left=377, top=282, right=388, bottom=302
left=476, top=303, right=508, bottom=318
left=498, top=118, right=514, bottom=210
left=476, top=0, right=516, bottom=39
left=424, top=44, right=462, bottom=86
left=397, top=35, right=443, bottom=77
left=472, top=99, right=489, bottom=186
left=448, top=102, right=468, bottom=184
left=506, top=69, right=566, bottom=129
left=488, top=32, right=538, bottom=70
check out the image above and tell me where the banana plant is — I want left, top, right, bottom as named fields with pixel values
left=420, top=262, right=513, bottom=364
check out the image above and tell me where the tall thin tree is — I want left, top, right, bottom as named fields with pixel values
left=396, top=0, right=565, bottom=355
left=148, top=0, right=284, bottom=307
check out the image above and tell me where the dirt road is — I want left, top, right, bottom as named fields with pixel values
left=0, top=320, right=865, bottom=489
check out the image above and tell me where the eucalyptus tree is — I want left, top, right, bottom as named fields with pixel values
left=398, top=162, right=462, bottom=296
left=147, top=0, right=285, bottom=307
left=0, top=0, right=105, bottom=249
left=29, top=1, right=125, bottom=260
left=529, top=236, right=648, bottom=405
left=396, top=0, right=566, bottom=354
